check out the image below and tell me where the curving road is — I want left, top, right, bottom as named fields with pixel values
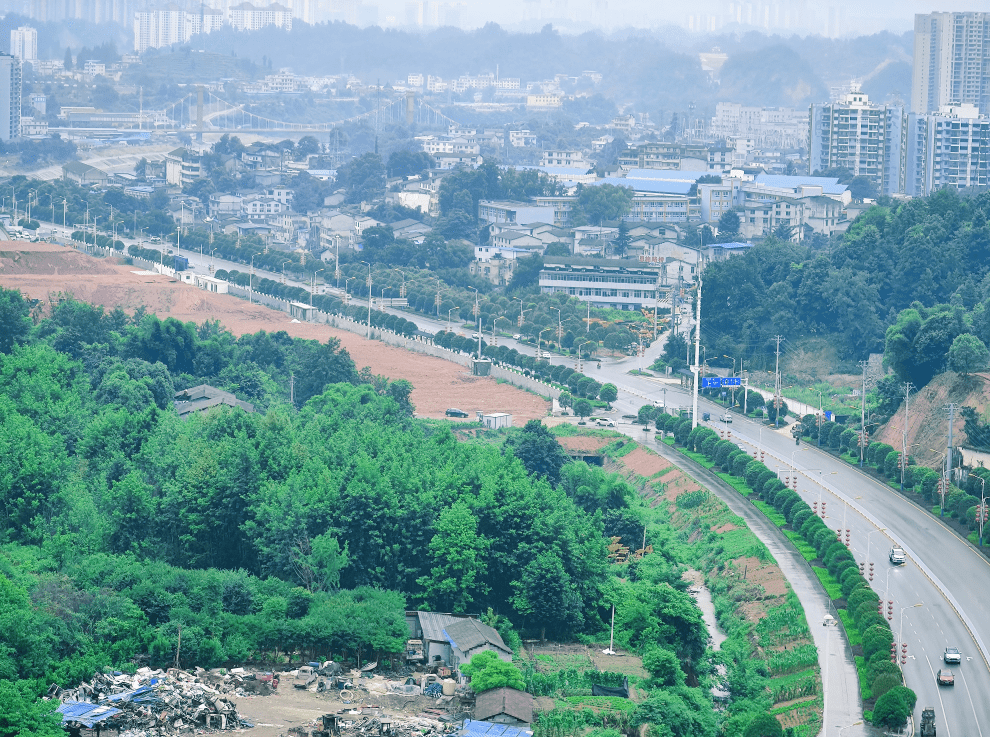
left=590, top=364, right=990, bottom=737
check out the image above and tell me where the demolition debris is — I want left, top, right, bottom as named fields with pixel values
left=52, top=667, right=260, bottom=733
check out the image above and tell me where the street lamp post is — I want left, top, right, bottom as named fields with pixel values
left=345, top=277, right=354, bottom=304
left=311, top=268, right=324, bottom=306
left=897, top=603, right=923, bottom=669
left=977, top=476, right=987, bottom=547
left=469, top=286, right=481, bottom=358
left=360, top=261, right=372, bottom=337
left=447, top=308, right=458, bottom=333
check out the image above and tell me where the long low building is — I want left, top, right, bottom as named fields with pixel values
left=539, top=256, right=677, bottom=311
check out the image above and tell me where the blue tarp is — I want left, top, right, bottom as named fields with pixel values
left=104, top=685, right=162, bottom=705
left=57, top=702, right=122, bottom=727
left=459, top=720, right=533, bottom=737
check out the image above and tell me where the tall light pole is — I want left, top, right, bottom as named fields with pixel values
left=249, top=254, right=255, bottom=304
left=691, top=270, right=702, bottom=428
left=361, top=260, right=372, bottom=337
left=345, top=276, right=354, bottom=304
left=469, top=286, right=480, bottom=358
left=977, top=476, right=987, bottom=547
left=447, top=308, right=458, bottom=333
left=897, top=603, right=923, bottom=670
left=901, top=382, right=913, bottom=491
left=311, top=268, right=324, bottom=306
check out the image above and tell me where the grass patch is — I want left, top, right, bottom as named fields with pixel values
left=836, top=609, right=861, bottom=646
left=754, top=500, right=787, bottom=527
left=783, top=530, right=817, bottom=561
left=812, top=567, right=843, bottom=599
left=681, top=448, right=716, bottom=468
left=854, top=655, right=873, bottom=700
left=607, top=439, right=639, bottom=458
left=717, top=472, right=754, bottom=496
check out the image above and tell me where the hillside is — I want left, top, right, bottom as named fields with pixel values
left=874, top=371, right=990, bottom=467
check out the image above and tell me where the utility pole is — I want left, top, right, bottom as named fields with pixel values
left=943, top=403, right=956, bottom=517
left=691, top=274, right=702, bottom=429
left=859, top=360, right=869, bottom=466
left=773, top=335, right=783, bottom=429
left=901, top=382, right=913, bottom=492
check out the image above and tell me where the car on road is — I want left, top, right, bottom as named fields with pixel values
left=445, top=408, right=469, bottom=418
left=944, top=647, right=962, bottom=664
left=596, top=418, right=616, bottom=427
left=512, top=334, right=521, bottom=340
left=719, top=413, right=732, bottom=423
left=889, top=546, right=906, bottom=565
left=702, top=412, right=711, bottom=421
left=936, top=669, right=954, bottom=686
left=471, top=333, right=479, bottom=338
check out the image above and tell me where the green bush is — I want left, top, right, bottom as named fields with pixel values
left=731, top=452, right=752, bottom=478
left=839, top=428, right=858, bottom=451
left=791, top=507, right=812, bottom=531
left=872, top=688, right=910, bottom=728
left=743, top=713, right=782, bottom=737
left=868, top=658, right=901, bottom=685
left=862, top=624, right=893, bottom=660
left=887, top=685, right=917, bottom=711
left=871, top=673, right=902, bottom=699
left=848, top=589, right=880, bottom=618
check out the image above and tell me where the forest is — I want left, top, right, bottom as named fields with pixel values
left=2, top=287, right=766, bottom=736
left=700, top=188, right=990, bottom=378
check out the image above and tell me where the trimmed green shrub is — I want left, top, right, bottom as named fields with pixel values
left=871, top=673, right=902, bottom=700
left=872, top=689, right=910, bottom=728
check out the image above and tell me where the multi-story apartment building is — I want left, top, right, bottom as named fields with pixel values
left=539, top=150, right=591, bottom=168
left=539, top=257, right=668, bottom=312
left=808, top=91, right=905, bottom=197
left=165, top=147, right=203, bottom=186
left=134, top=5, right=223, bottom=52
left=618, top=142, right=711, bottom=171
left=228, top=2, right=292, bottom=31
left=710, top=102, right=808, bottom=148
left=10, top=27, right=37, bottom=62
left=0, top=54, right=22, bottom=142
left=912, top=12, right=990, bottom=115
left=905, top=103, right=990, bottom=196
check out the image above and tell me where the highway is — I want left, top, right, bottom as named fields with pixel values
left=591, top=361, right=990, bottom=737
left=47, top=232, right=990, bottom=733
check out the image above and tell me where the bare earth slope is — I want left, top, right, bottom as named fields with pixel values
left=0, top=241, right=549, bottom=422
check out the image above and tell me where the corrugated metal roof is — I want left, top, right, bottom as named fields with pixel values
left=458, top=719, right=533, bottom=737
left=755, top=174, right=847, bottom=194
left=57, top=702, right=122, bottom=727
left=415, top=611, right=466, bottom=642
left=593, top=177, right=692, bottom=195
left=625, top=169, right=712, bottom=181
left=443, top=618, right=511, bottom=655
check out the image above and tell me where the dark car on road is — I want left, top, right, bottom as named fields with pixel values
left=936, top=669, right=954, bottom=686
left=445, top=408, right=469, bottom=418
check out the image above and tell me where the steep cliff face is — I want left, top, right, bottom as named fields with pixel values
left=875, top=371, right=990, bottom=468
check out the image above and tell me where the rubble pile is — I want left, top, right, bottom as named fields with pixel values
left=52, top=667, right=258, bottom=733
left=298, top=708, right=456, bottom=737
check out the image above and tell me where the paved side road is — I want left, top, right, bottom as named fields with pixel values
left=610, top=421, right=867, bottom=737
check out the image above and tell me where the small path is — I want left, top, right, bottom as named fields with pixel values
left=683, top=569, right=727, bottom=651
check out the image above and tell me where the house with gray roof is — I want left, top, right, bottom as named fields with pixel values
left=405, top=611, right=512, bottom=669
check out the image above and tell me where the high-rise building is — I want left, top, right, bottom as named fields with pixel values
left=10, top=26, right=38, bottom=62
left=228, top=2, right=293, bottom=31
left=0, top=54, right=23, bottom=142
left=134, top=4, right=225, bottom=52
left=905, top=104, right=990, bottom=196
left=809, top=91, right=905, bottom=197
left=912, top=12, right=990, bottom=115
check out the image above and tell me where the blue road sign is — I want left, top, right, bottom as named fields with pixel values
left=701, top=377, right=741, bottom=388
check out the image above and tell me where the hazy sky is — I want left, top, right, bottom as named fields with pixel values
left=398, top=0, right=990, bottom=36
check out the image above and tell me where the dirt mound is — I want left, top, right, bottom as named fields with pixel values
left=0, top=243, right=122, bottom=276
left=0, top=246, right=549, bottom=423
left=875, top=371, right=990, bottom=467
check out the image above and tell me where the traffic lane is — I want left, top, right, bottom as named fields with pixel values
left=750, top=432, right=990, bottom=667
left=907, top=599, right=988, bottom=737
left=728, top=425, right=990, bottom=667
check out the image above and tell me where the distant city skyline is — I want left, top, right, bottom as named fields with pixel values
left=1, top=0, right=989, bottom=37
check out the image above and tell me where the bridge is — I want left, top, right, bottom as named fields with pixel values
left=159, top=88, right=460, bottom=133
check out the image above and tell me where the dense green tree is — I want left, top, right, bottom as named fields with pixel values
left=948, top=333, right=990, bottom=374
left=573, top=183, right=633, bottom=226
left=504, top=419, right=571, bottom=486
left=0, top=288, right=31, bottom=354
left=743, top=713, right=783, bottom=737
left=461, top=650, right=525, bottom=692
left=418, top=502, right=490, bottom=613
